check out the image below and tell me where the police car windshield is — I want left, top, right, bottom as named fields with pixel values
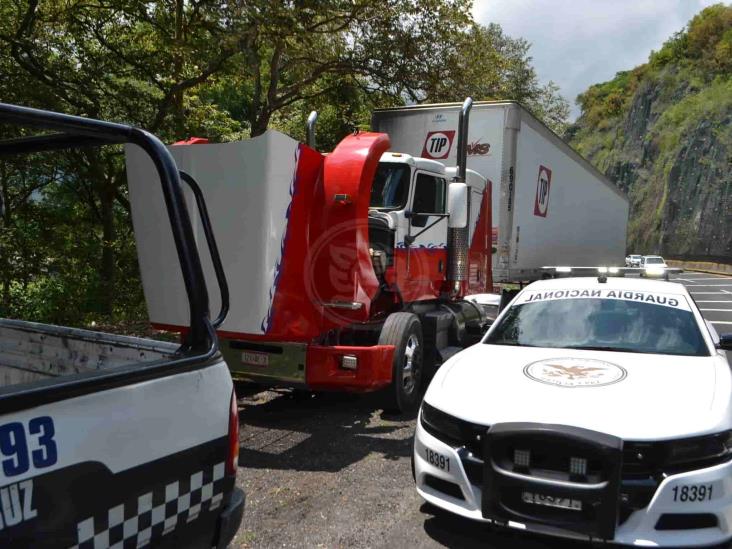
left=485, top=297, right=709, bottom=357
left=370, top=163, right=410, bottom=209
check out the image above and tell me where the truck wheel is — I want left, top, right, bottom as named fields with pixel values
left=379, top=312, right=424, bottom=415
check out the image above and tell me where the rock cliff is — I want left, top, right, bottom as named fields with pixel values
left=566, top=4, right=732, bottom=261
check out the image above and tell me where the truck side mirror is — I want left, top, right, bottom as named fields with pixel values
left=448, top=182, right=468, bottom=229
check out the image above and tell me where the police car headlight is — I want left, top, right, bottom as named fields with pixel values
left=420, top=402, right=486, bottom=448
left=420, top=402, right=463, bottom=444
left=666, top=431, right=732, bottom=467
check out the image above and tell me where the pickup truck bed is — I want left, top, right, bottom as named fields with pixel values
left=0, top=319, right=176, bottom=387
left=0, top=317, right=244, bottom=549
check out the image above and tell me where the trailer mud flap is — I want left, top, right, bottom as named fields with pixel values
left=481, top=423, right=622, bottom=541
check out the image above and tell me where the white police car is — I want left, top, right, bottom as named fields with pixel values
left=414, top=276, right=732, bottom=546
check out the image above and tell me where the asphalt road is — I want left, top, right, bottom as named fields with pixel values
left=229, top=270, right=732, bottom=549
left=670, top=271, right=732, bottom=362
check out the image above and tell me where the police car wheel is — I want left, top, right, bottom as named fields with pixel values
left=379, top=313, right=424, bottom=415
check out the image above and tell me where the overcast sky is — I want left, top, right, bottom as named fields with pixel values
left=472, top=0, right=722, bottom=119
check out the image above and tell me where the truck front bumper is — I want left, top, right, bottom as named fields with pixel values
left=414, top=418, right=732, bottom=547
left=305, top=344, right=394, bottom=391
left=222, top=339, right=395, bottom=392
left=216, top=487, right=245, bottom=549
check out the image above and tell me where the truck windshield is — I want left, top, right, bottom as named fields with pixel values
left=370, top=163, right=410, bottom=209
left=645, top=257, right=664, bottom=264
left=485, top=297, right=709, bottom=357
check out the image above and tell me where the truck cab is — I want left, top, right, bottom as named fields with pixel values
left=368, top=153, right=492, bottom=303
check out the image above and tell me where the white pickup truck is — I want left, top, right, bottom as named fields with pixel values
left=414, top=275, right=732, bottom=546
left=0, top=103, right=244, bottom=547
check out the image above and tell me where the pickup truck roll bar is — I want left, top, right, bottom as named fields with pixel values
left=0, top=102, right=214, bottom=353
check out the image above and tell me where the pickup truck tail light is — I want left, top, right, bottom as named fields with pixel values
left=226, top=390, right=240, bottom=476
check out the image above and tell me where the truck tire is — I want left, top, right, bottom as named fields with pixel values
left=379, top=312, right=424, bottom=415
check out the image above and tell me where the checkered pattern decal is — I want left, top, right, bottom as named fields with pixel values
left=69, top=461, right=226, bottom=549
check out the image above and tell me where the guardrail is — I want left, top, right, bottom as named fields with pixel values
left=667, top=259, right=732, bottom=276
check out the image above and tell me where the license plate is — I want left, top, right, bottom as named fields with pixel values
left=522, top=491, right=582, bottom=511
left=424, top=447, right=451, bottom=472
left=241, top=351, right=269, bottom=367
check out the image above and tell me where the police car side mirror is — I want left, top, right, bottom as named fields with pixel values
left=718, top=334, right=732, bottom=351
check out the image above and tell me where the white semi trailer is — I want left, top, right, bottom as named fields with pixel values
left=372, top=101, right=630, bottom=283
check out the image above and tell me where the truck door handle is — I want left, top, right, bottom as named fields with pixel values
left=179, top=171, right=230, bottom=328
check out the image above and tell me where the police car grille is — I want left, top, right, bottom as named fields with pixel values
left=491, top=440, right=607, bottom=484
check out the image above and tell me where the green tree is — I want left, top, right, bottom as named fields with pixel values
left=0, top=0, right=570, bottom=326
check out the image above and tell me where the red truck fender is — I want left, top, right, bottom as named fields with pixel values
left=303, top=132, right=391, bottom=326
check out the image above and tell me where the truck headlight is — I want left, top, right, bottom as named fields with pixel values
left=646, top=267, right=665, bottom=276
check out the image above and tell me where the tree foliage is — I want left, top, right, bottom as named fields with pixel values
left=0, top=0, right=568, bottom=327
left=574, top=3, right=732, bottom=131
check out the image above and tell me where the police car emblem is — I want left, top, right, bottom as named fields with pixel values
left=524, top=357, right=626, bottom=388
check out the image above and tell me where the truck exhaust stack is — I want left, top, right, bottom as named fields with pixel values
left=306, top=111, right=318, bottom=148
left=447, top=97, right=473, bottom=293
left=455, top=97, right=472, bottom=183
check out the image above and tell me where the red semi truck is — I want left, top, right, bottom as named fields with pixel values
left=127, top=98, right=494, bottom=412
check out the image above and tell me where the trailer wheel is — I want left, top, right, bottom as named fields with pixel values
left=379, top=312, right=423, bottom=414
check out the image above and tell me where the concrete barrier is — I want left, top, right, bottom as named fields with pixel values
left=667, top=259, right=732, bottom=276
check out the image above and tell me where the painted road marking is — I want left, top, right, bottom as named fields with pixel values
left=696, top=301, right=732, bottom=303
left=711, top=321, right=732, bottom=325
left=700, top=309, right=732, bottom=312
left=682, top=276, right=732, bottom=280
left=683, top=284, right=732, bottom=287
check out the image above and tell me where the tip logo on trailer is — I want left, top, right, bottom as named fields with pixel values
left=534, top=165, right=551, bottom=217
left=421, top=131, right=455, bottom=159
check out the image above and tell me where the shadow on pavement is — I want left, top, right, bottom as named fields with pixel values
left=236, top=388, right=415, bottom=473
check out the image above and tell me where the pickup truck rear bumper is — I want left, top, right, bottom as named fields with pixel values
left=216, top=487, right=245, bottom=549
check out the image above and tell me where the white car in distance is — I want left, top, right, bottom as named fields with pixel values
left=625, top=254, right=642, bottom=267
left=413, top=276, right=732, bottom=547
left=641, top=255, right=669, bottom=278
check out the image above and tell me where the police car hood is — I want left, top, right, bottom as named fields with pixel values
left=425, top=344, right=732, bottom=441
